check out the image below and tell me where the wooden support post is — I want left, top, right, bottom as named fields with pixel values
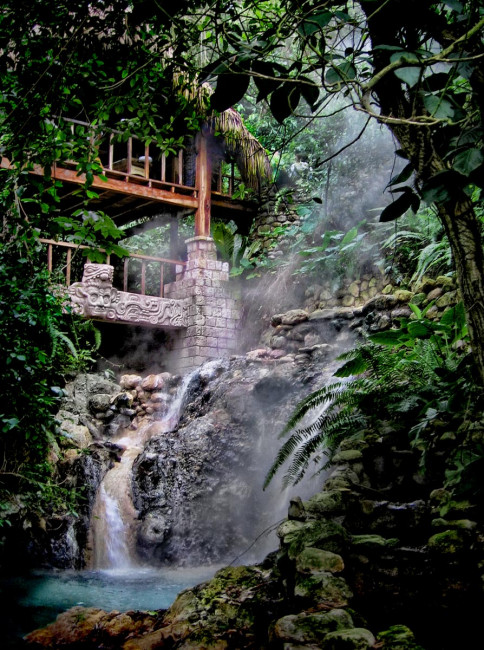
left=108, top=134, right=114, bottom=170
left=177, top=150, right=183, bottom=185
left=159, top=264, right=164, bottom=298
left=127, top=137, right=132, bottom=175
left=141, top=261, right=146, bottom=295
left=123, top=258, right=129, bottom=292
left=47, top=243, right=53, bottom=273
left=195, top=131, right=212, bottom=237
left=144, top=144, right=150, bottom=179
left=161, top=153, right=166, bottom=181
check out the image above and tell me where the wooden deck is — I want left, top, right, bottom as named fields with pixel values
left=0, top=118, right=258, bottom=237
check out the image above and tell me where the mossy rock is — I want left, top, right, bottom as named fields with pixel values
left=322, top=627, right=375, bottom=649
left=394, top=289, right=414, bottom=302
left=332, top=450, right=363, bottom=464
left=351, top=535, right=399, bottom=549
left=431, top=518, right=477, bottom=531
left=435, top=275, right=455, bottom=287
left=304, top=490, right=350, bottom=517
left=435, top=291, right=457, bottom=308
left=294, top=572, right=353, bottom=606
left=278, top=519, right=307, bottom=540
left=296, top=547, right=345, bottom=574
left=286, top=520, right=349, bottom=559
left=273, top=609, right=354, bottom=644
left=377, top=624, right=425, bottom=649
left=428, top=529, right=467, bottom=554
left=410, top=292, right=426, bottom=305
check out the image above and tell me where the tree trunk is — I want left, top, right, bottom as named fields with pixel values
left=437, top=198, right=484, bottom=384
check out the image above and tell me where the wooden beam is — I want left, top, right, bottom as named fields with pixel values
left=42, top=164, right=198, bottom=210
left=195, top=131, right=211, bottom=237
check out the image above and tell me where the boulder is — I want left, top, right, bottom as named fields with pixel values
left=273, top=609, right=354, bottom=644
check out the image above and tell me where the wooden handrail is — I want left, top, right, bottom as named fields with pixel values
left=39, top=238, right=185, bottom=296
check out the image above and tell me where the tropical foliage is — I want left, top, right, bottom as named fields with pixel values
left=265, top=301, right=482, bottom=496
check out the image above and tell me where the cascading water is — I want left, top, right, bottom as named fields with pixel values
left=90, top=371, right=197, bottom=569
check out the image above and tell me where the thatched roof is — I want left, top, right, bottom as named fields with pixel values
left=176, top=74, right=272, bottom=191
left=214, top=108, right=272, bottom=191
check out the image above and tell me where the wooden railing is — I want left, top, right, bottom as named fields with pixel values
left=40, top=239, right=185, bottom=297
left=63, top=117, right=242, bottom=198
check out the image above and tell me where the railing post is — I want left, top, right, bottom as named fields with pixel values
left=161, top=153, right=166, bottom=181
left=160, top=264, right=164, bottom=298
left=144, top=144, right=150, bottom=179
left=66, top=248, right=72, bottom=286
left=127, top=137, right=132, bottom=175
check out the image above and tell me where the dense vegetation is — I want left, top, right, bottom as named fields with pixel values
left=0, top=1, right=483, bottom=530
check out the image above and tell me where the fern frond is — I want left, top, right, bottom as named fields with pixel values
left=55, top=331, right=78, bottom=358
left=280, top=382, right=347, bottom=436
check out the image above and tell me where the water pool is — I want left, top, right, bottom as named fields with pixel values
left=1, top=565, right=219, bottom=648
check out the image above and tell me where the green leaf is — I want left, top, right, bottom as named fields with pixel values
left=421, top=171, right=464, bottom=203
left=394, top=66, right=421, bottom=87
left=387, top=162, right=414, bottom=187
left=270, top=83, right=301, bottom=123
left=379, top=192, right=414, bottom=222
left=325, top=62, right=356, bottom=85
left=423, top=94, right=455, bottom=119
left=211, top=73, right=251, bottom=112
left=298, top=11, right=333, bottom=35
left=340, top=226, right=358, bottom=246
left=453, top=148, right=484, bottom=176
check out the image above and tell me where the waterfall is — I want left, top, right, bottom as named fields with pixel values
left=90, top=370, right=197, bottom=569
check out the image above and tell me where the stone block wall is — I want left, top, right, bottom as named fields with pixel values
left=164, top=236, right=240, bottom=373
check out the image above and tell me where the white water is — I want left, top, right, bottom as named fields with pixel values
left=90, top=371, right=197, bottom=569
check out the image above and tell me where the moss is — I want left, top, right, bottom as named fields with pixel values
left=351, top=535, right=399, bottom=549
left=296, top=547, right=345, bottom=574
left=322, top=627, right=375, bottom=649
left=286, top=520, right=349, bottom=559
left=332, top=450, right=363, bottom=463
left=377, top=624, right=425, bottom=649
left=428, top=529, right=466, bottom=554
left=394, top=289, right=413, bottom=302
left=304, top=490, right=349, bottom=516
left=294, top=572, right=353, bottom=606
left=274, top=609, right=354, bottom=643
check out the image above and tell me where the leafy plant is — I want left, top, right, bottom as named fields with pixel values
left=212, top=221, right=262, bottom=278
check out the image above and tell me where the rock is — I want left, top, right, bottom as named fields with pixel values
left=322, top=627, right=376, bottom=649
left=59, top=421, right=92, bottom=448
left=246, top=348, right=270, bottom=360
left=361, top=294, right=397, bottom=315
left=296, top=547, right=345, bottom=574
left=281, top=309, right=309, bottom=325
left=377, top=624, right=420, bottom=649
left=271, top=335, right=287, bottom=349
left=348, top=282, right=360, bottom=298
left=436, top=275, right=455, bottom=287
left=342, top=295, right=355, bottom=307
left=394, top=289, right=413, bottom=302
left=141, top=373, right=165, bottom=391
left=294, top=572, right=353, bottom=606
left=288, top=497, right=306, bottom=521
left=426, top=287, right=443, bottom=301
left=381, top=284, right=393, bottom=294
left=138, top=511, right=170, bottom=546
left=436, top=290, right=457, bottom=308
left=332, top=450, right=363, bottom=463
left=120, top=374, right=143, bottom=389
left=88, top=393, right=112, bottom=413
left=304, top=490, right=350, bottom=517
left=273, top=609, right=354, bottom=644
left=414, top=277, right=436, bottom=293
left=281, top=520, right=349, bottom=559
left=410, top=292, right=426, bottom=305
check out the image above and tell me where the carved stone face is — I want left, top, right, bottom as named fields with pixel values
left=82, top=263, right=114, bottom=286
